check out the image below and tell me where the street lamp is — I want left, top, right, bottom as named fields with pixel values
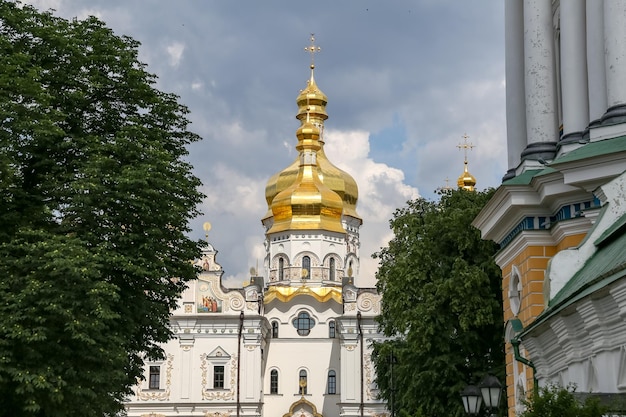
left=461, top=375, right=502, bottom=416
left=460, top=384, right=482, bottom=415
left=480, top=374, right=502, bottom=414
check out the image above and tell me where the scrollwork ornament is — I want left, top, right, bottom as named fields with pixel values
left=200, top=354, right=238, bottom=400
left=136, top=354, right=173, bottom=401
left=357, top=293, right=381, bottom=313
left=229, top=295, right=245, bottom=311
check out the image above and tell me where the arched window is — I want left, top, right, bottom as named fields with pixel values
left=272, top=321, right=279, bottom=338
left=270, top=369, right=279, bottom=394
left=292, top=312, right=315, bottom=336
left=327, top=370, right=337, bottom=394
left=302, top=256, right=311, bottom=279
left=329, top=257, right=335, bottom=281
left=278, top=257, right=284, bottom=281
left=299, top=369, right=307, bottom=395
left=328, top=320, right=336, bottom=338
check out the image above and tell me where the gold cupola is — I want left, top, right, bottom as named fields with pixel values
left=457, top=161, right=477, bottom=191
left=456, top=133, right=477, bottom=191
left=267, top=115, right=345, bottom=234
left=264, top=35, right=361, bottom=225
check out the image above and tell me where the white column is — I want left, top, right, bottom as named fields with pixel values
left=586, top=0, right=607, bottom=127
left=180, top=338, right=194, bottom=399
left=601, top=0, right=626, bottom=124
left=521, top=0, right=558, bottom=161
left=559, top=0, right=589, bottom=145
left=504, top=0, right=527, bottom=180
left=341, top=342, right=358, bottom=401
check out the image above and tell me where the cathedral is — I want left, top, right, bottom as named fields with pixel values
left=125, top=41, right=387, bottom=417
left=473, top=1, right=626, bottom=416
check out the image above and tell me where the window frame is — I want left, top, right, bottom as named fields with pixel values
left=270, top=369, right=279, bottom=394
left=279, top=257, right=285, bottom=281
left=148, top=365, right=161, bottom=390
left=213, top=365, right=225, bottom=389
left=299, top=369, right=308, bottom=395
left=302, top=256, right=311, bottom=279
left=272, top=320, right=279, bottom=338
left=292, top=311, right=315, bottom=336
left=328, top=320, right=336, bottom=338
left=327, top=370, right=337, bottom=395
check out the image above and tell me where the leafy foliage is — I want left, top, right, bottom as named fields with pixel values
left=0, top=2, right=204, bottom=415
left=520, top=385, right=606, bottom=417
left=372, top=189, right=504, bottom=417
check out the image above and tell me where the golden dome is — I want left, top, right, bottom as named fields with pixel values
left=457, top=161, right=477, bottom=191
left=264, top=64, right=361, bottom=224
left=267, top=118, right=345, bottom=234
left=296, top=66, right=328, bottom=126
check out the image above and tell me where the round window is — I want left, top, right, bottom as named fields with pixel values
left=292, top=312, right=315, bottom=336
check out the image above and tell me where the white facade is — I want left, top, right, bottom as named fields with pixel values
left=125, top=62, right=387, bottom=417
left=476, top=1, right=626, bottom=415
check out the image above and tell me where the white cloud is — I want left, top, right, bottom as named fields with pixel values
left=166, top=41, right=185, bottom=67
left=324, top=129, right=419, bottom=287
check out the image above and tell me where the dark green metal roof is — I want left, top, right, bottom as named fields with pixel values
left=553, top=135, right=626, bottom=164
left=502, top=169, right=545, bottom=185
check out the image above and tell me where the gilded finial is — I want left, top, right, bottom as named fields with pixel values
left=457, top=133, right=475, bottom=163
left=202, top=221, right=212, bottom=241
left=304, top=33, right=321, bottom=71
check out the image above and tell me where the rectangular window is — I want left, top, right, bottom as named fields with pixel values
left=149, top=366, right=160, bottom=389
left=214, top=365, right=225, bottom=389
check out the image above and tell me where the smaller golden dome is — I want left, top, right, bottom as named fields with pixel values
left=296, top=67, right=328, bottom=126
left=457, top=162, right=476, bottom=191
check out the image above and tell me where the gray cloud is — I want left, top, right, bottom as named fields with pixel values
left=25, top=0, right=506, bottom=285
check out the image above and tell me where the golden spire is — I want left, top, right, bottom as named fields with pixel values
left=297, top=34, right=328, bottom=127
left=457, top=133, right=477, bottom=191
left=264, top=35, right=361, bottom=227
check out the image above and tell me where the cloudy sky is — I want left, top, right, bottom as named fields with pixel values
left=25, top=0, right=507, bottom=287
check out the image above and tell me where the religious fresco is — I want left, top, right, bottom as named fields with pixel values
left=197, top=281, right=222, bottom=313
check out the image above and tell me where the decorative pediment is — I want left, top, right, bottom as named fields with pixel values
left=282, top=397, right=323, bottom=417
left=195, top=245, right=223, bottom=272
left=207, top=346, right=230, bottom=359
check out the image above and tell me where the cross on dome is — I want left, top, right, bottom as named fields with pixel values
left=457, top=133, right=475, bottom=163
left=304, top=33, right=321, bottom=70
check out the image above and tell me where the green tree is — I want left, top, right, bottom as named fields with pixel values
left=372, top=189, right=504, bottom=417
left=520, top=385, right=606, bottom=417
left=0, top=2, right=204, bottom=416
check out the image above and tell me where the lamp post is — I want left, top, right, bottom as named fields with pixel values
left=460, top=375, right=502, bottom=417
